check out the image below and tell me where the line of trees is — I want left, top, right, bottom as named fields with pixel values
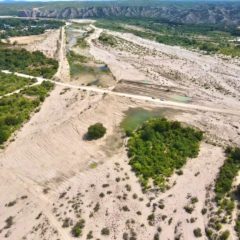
left=0, top=18, right=64, bottom=39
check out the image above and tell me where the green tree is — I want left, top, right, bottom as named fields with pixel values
left=87, top=123, right=106, bottom=140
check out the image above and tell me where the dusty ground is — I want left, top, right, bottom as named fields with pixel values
left=90, top=27, right=240, bottom=110
left=4, top=33, right=47, bottom=45
left=54, top=26, right=70, bottom=82
left=17, top=29, right=61, bottom=59
left=2, top=30, right=60, bottom=59
left=0, top=21, right=239, bottom=240
left=0, top=84, right=239, bottom=240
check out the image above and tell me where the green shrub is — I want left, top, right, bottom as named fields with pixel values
left=87, top=123, right=106, bottom=140
left=71, top=219, right=85, bottom=237
left=235, top=214, right=240, bottom=239
left=193, top=228, right=202, bottom=238
left=147, top=213, right=155, bottom=226
left=219, top=230, right=230, bottom=240
left=0, top=129, right=10, bottom=144
left=99, top=33, right=117, bottom=47
left=101, top=227, right=110, bottom=235
left=201, top=208, right=207, bottom=215
left=184, top=205, right=194, bottom=214
left=87, top=230, right=93, bottom=239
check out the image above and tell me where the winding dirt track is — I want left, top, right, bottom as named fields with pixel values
left=2, top=70, right=240, bottom=117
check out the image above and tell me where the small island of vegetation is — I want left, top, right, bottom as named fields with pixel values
left=127, top=118, right=203, bottom=190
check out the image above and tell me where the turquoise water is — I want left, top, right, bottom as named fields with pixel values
left=121, top=107, right=173, bottom=132
left=171, top=95, right=191, bottom=103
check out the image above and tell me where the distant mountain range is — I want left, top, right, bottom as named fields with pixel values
left=18, top=3, right=240, bottom=25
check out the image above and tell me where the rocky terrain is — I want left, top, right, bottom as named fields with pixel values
left=18, top=3, right=240, bottom=25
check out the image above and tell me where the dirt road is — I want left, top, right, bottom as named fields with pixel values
left=2, top=70, right=240, bottom=117
left=54, top=26, right=70, bottom=82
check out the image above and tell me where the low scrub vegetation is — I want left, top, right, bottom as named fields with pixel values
left=96, top=18, right=240, bottom=57
left=127, top=118, right=203, bottom=189
left=71, top=219, right=85, bottom=237
left=0, top=18, right=64, bottom=39
left=67, top=50, right=90, bottom=77
left=0, top=48, right=58, bottom=78
left=0, top=81, right=54, bottom=145
left=75, top=37, right=89, bottom=49
left=206, top=147, right=240, bottom=238
left=86, top=123, right=106, bottom=140
left=0, top=72, right=36, bottom=96
left=193, top=228, right=202, bottom=237
left=215, top=147, right=240, bottom=201
left=98, top=33, right=118, bottom=47
left=101, top=227, right=110, bottom=235
left=235, top=212, right=240, bottom=239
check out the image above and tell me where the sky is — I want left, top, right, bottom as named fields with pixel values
left=0, top=0, right=236, bottom=2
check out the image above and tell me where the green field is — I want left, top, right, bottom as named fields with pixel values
left=0, top=72, right=36, bottom=96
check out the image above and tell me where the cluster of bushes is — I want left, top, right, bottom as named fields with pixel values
left=75, top=37, right=89, bottom=49
left=98, top=33, right=118, bottom=47
left=0, top=81, right=54, bottom=145
left=0, top=72, right=36, bottom=96
left=86, top=123, right=106, bottom=140
left=215, top=147, right=240, bottom=201
left=193, top=228, right=202, bottom=237
left=212, top=147, right=240, bottom=238
left=127, top=118, right=203, bottom=189
left=0, top=48, right=58, bottom=78
left=0, top=18, right=64, bottom=39
left=155, top=34, right=197, bottom=47
left=21, top=80, right=54, bottom=101
left=219, top=45, right=240, bottom=58
left=71, top=219, right=85, bottom=237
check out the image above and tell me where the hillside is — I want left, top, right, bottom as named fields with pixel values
left=17, top=3, right=240, bottom=25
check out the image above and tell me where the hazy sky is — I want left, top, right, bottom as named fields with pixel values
left=0, top=0, right=236, bottom=2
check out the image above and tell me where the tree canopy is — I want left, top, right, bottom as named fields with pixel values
left=127, top=118, right=203, bottom=189
left=86, top=123, right=106, bottom=140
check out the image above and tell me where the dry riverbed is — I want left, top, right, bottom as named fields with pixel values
left=0, top=21, right=239, bottom=240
